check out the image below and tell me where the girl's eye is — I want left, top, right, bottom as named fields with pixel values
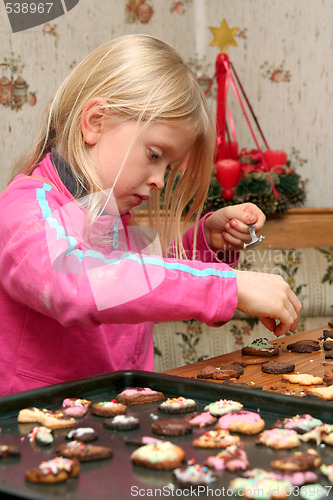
left=148, top=150, right=161, bottom=161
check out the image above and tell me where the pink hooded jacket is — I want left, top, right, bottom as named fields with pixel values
left=0, top=154, right=238, bottom=395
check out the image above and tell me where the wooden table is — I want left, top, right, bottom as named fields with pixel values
left=164, top=325, right=333, bottom=397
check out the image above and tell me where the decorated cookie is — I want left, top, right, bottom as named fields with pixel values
left=66, top=427, right=97, bottom=442
left=204, top=399, right=243, bottom=417
left=61, top=398, right=91, bottom=418
left=205, top=443, right=249, bottom=471
left=130, top=441, right=185, bottom=470
left=270, top=449, right=321, bottom=471
left=116, top=387, right=164, bottom=405
left=173, top=464, right=216, bottom=487
left=320, top=463, right=333, bottom=484
left=192, top=429, right=240, bottom=448
left=0, top=444, right=20, bottom=458
left=272, top=414, right=323, bottom=434
left=91, top=400, right=127, bottom=417
left=299, top=424, right=333, bottom=446
left=261, top=361, right=295, bottom=374
left=306, top=385, right=333, bottom=400
left=29, top=426, right=54, bottom=445
left=229, top=476, right=292, bottom=499
left=197, top=364, right=242, bottom=380
left=243, top=468, right=318, bottom=487
left=104, top=414, right=140, bottom=431
left=25, top=457, right=80, bottom=483
left=18, top=407, right=76, bottom=429
left=125, top=436, right=164, bottom=447
left=56, top=440, right=112, bottom=461
left=216, top=410, right=265, bottom=435
left=151, top=418, right=192, bottom=436
left=186, top=411, right=217, bottom=428
left=281, top=374, right=323, bottom=386
left=158, top=397, right=197, bottom=414
left=242, top=337, right=279, bottom=357
left=286, top=339, right=320, bottom=353
left=256, top=428, right=300, bottom=449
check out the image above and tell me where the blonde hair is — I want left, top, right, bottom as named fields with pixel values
left=12, top=34, right=215, bottom=258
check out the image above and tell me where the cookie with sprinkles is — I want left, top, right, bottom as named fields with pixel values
left=204, top=399, right=243, bottom=417
left=300, top=423, right=333, bottom=446
left=18, top=407, right=76, bottom=429
left=56, top=441, right=112, bottom=461
left=173, top=463, right=216, bottom=488
left=61, top=398, right=91, bottom=418
left=216, top=410, right=265, bottom=435
left=205, top=443, right=249, bottom=471
left=29, top=426, right=54, bottom=445
left=242, top=337, right=279, bottom=357
left=192, top=429, right=240, bottom=448
left=271, top=414, right=323, bottom=434
left=158, top=397, right=197, bottom=414
left=270, top=448, right=321, bottom=471
left=256, top=428, right=300, bottom=449
left=25, top=456, right=80, bottom=483
left=66, top=427, right=97, bottom=442
left=130, top=441, right=185, bottom=470
left=91, top=400, right=127, bottom=417
left=104, top=414, right=140, bottom=431
left=230, top=476, right=292, bottom=499
left=116, top=387, right=164, bottom=405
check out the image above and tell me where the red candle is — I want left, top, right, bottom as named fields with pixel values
left=215, top=159, right=240, bottom=200
left=223, top=140, right=238, bottom=160
left=263, top=150, right=287, bottom=169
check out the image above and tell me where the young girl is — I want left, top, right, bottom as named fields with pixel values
left=0, top=34, right=301, bottom=395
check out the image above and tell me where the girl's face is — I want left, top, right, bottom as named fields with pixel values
left=89, top=120, right=196, bottom=214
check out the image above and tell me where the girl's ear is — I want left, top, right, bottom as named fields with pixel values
left=81, top=98, right=110, bottom=145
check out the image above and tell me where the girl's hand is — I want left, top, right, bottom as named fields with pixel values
left=204, top=203, right=266, bottom=252
left=234, top=269, right=302, bottom=336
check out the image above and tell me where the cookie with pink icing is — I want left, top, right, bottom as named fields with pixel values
left=116, top=387, right=164, bottom=405
left=243, top=468, right=318, bottom=487
left=204, top=399, right=243, bottom=417
left=230, top=475, right=292, bottom=499
left=205, top=443, right=249, bottom=471
left=272, top=414, right=323, bottom=434
left=91, top=400, right=127, bottom=417
left=216, top=410, right=265, bottom=435
left=256, top=428, right=300, bottom=449
left=192, top=429, right=240, bottom=448
left=56, top=440, right=112, bottom=462
left=61, top=398, right=91, bottom=418
left=186, top=411, right=217, bottom=428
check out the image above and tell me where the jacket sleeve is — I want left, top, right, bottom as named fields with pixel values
left=0, top=181, right=238, bottom=329
left=181, top=212, right=239, bottom=265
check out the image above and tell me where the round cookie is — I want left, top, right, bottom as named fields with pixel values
left=270, top=449, right=321, bottom=471
left=158, top=397, right=197, bottom=414
left=197, top=364, right=242, bottom=380
left=56, top=440, right=112, bottom=461
left=173, top=464, right=216, bottom=487
left=256, top=428, right=300, bottom=449
left=216, top=410, right=265, bottom=435
left=204, top=399, right=243, bottom=417
left=192, top=429, right=240, bottom=448
left=116, top=387, right=164, bottom=405
left=130, top=441, right=185, bottom=470
left=67, top=427, right=98, bottom=442
left=272, top=414, right=323, bottom=434
left=261, top=361, right=295, bottom=374
left=91, top=400, right=127, bottom=417
left=230, top=476, right=292, bottom=499
left=242, top=337, right=279, bottom=357
left=151, top=418, right=192, bottom=436
left=104, top=414, right=139, bottom=431
left=25, top=457, right=80, bottom=483
left=205, top=443, right=249, bottom=471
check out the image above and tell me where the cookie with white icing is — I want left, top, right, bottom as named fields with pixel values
left=174, top=464, right=216, bottom=487
left=131, top=441, right=185, bottom=470
left=25, top=457, right=80, bottom=483
left=158, top=397, right=197, bottom=414
left=66, top=427, right=97, bottom=442
left=204, top=399, right=243, bottom=417
left=104, top=414, right=140, bottom=431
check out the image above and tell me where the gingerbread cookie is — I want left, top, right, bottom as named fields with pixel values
left=173, top=464, right=216, bottom=487
left=67, top=427, right=97, bottom=442
left=272, top=414, right=323, bottom=434
left=281, top=373, right=323, bottom=386
left=216, top=410, right=265, bottom=435
left=18, top=407, right=76, bottom=429
left=130, top=441, right=185, bottom=470
left=306, top=385, right=333, bottom=400
left=158, top=397, right=197, bottom=414
left=287, top=339, right=320, bottom=353
left=197, top=365, right=241, bottom=380
left=152, top=418, right=192, bottom=436
left=25, top=457, right=80, bottom=483
left=56, top=440, right=112, bottom=461
left=242, top=337, right=279, bottom=357
left=116, top=387, right=164, bottom=405
left=0, top=444, right=20, bottom=458
left=261, top=361, right=295, bottom=374
left=104, top=414, right=139, bottom=431
left=29, top=426, right=54, bottom=445
left=192, top=429, right=240, bottom=448
left=186, top=411, right=217, bottom=428
left=61, top=398, right=91, bottom=418
left=256, top=428, right=300, bottom=449
left=91, top=400, right=127, bottom=417
left=204, top=399, right=243, bottom=416
left=270, top=449, right=321, bottom=471
left=205, top=443, right=249, bottom=471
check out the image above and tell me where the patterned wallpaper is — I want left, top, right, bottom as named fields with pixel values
left=0, top=0, right=332, bottom=206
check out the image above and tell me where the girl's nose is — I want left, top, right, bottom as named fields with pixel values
left=147, top=172, right=165, bottom=191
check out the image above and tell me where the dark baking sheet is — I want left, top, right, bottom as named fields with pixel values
left=0, top=370, right=333, bottom=500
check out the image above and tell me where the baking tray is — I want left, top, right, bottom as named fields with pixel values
left=0, top=370, right=333, bottom=500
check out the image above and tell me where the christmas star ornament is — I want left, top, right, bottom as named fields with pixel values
left=209, top=18, right=238, bottom=53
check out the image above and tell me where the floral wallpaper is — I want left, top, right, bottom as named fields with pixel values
left=0, top=0, right=332, bottom=207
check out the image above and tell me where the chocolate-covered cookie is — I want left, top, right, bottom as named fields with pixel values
left=197, top=365, right=241, bottom=380
left=152, top=418, right=192, bottom=436
left=261, top=361, right=295, bottom=374
left=103, top=414, right=139, bottom=431
left=56, top=440, right=112, bottom=461
left=286, top=339, right=320, bottom=353
left=242, top=338, right=279, bottom=357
